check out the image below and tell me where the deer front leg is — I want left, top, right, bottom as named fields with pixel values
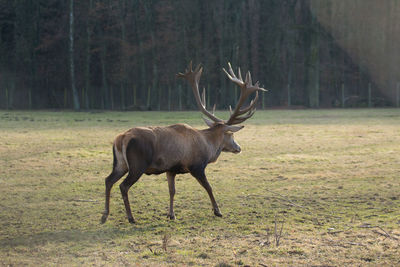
left=166, top=172, right=176, bottom=220
left=190, top=167, right=222, bottom=217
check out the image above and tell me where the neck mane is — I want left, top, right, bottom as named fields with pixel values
left=201, top=126, right=225, bottom=163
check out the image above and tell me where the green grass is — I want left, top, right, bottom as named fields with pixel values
left=0, top=109, right=399, bottom=266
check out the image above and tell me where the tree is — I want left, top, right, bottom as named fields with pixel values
left=69, top=0, right=80, bottom=110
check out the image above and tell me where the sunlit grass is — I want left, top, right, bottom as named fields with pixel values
left=0, top=109, right=399, bottom=266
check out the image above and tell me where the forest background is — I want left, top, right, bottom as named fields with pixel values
left=0, top=0, right=399, bottom=111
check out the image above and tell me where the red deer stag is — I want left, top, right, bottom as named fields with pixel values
left=101, top=62, right=266, bottom=224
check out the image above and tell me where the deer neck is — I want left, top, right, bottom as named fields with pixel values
left=202, top=127, right=225, bottom=163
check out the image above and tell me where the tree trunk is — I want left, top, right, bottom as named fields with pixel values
left=133, top=86, right=137, bottom=106
left=69, top=0, right=80, bottom=110
left=147, top=86, right=151, bottom=108
left=287, top=73, right=292, bottom=107
left=5, top=87, right=9, bottom=110
left=307, top=4, right=320, bottom=108
left=168, top=84, right=171, bottom=111
left=100, top=40, right=109, bottom=109
left=368, top=83, right=372, bottom=107
left=119, top=0, right=127, bottom=110
left=144, top=2, right=157, bottom=110
left=178, top=84, right=182, bottom=111
left=249, top=0, right=260, bottom=84
left=341, top=82, right=345, bottom=108
left=84, top=0, right=93, bottom=110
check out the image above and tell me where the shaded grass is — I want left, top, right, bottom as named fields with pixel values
left=0, top=109, right=399, bottom=266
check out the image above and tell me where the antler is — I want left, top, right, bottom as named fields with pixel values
left=177, top=62, right=223, bottom=124
left=178, top=61, right=266, bottom=126
left=223, top=62, right=267, bottom=125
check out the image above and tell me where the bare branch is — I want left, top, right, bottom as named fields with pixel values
left=274, top=214, right=285, bottom=247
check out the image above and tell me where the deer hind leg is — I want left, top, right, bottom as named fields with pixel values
left=101, top=146, right=128, bottom=224
left=119, top=170, right=144, bottom=223
left=190, top=166, right=222, bottom=217
left=166, top=172, right=176, bottom=220
left=120, top=138, right=151, bottom=223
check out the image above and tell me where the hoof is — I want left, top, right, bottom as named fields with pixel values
left=101, top=214, right=108, bottom=224
left=128, top=217, right=136, bottom=224
left=214, top=210, right=223, bottom=217
left=167, top=214, right=176, bottom=220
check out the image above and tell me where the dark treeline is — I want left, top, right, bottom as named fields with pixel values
left=0, top=0, right=396, bottom=110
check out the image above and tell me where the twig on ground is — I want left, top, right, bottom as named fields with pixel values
left=358, top=224, right=399, bottom=241
left=346, top=241, right=368, bottom=248
left=70, top=199, right=98, bottom=202
left=327, top=230, right=344, bottom=235
left=265, top=188, right=305, bottom=209
left=372, top=229, right=399, bottom=241
left=148, top=245, right=162, bottom=255
left=323, top=239, right=367, bottom=248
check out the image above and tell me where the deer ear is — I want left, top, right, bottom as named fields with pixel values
left=203, top=117, right=216, bottom=128
left=223, top=125, right=244, bottom=133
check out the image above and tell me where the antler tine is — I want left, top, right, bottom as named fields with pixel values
left=229, top=109, right=256, bottom=125
left=238, top=67, right=243, bottom=82
left=223, top=62, right=245, bottom=88
left=186, top=60, right=193, bottom=73
left=245, top=71, right=252, bottom=87
left=201, top=87, right=206, bottom=107
left=177, top=62, right=223, bottom=124
left=222, top=68, right=232, bottom=81
left=194, top=62, right=202, bottom=73
left=235, top=91, right=259, bottom=116
left=228, top=62, right=236, bottom=79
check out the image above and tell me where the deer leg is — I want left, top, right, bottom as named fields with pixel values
left=166, top=172, right=176, bottom=220
left=190, top=167, right=222, bottom=217
left=101, top=146, right=128, bottom=224
left=119, top=171, right=144, bottom=223
left=101, top=169, right=127, bottom=223
left=120, top=139, right=151, bottom=223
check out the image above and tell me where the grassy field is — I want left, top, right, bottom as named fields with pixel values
left=0, top=109, right=399, bottom=266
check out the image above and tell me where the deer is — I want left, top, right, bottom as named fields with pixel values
left=101, top=62, right=266, bottom=224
